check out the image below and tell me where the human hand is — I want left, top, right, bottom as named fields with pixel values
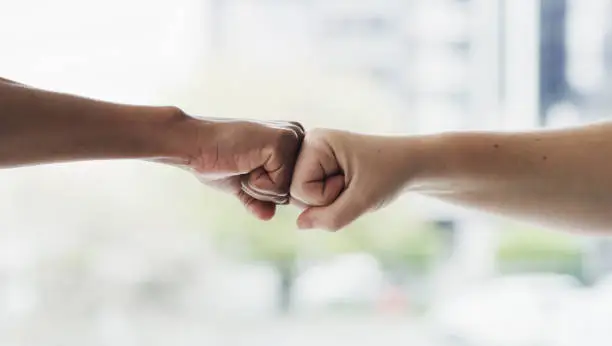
left=179, top=116, right=304, bottom=220
left=290, top=129, right=417, bottom=231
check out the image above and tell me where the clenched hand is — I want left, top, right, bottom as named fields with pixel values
left=290, top=129, right=416, bottom=231
left=183, top=117, right=305, bottom=220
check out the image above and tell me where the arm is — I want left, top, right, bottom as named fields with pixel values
left=410, top=123, right=612, bottom=232
left=291, top=124, right=612, bottom=233
left=0, top=77, right=193, bottom=167
left=0, top=77, right=304, bottom=220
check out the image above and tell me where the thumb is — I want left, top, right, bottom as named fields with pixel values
left=296, top=186, right=368, bottom=231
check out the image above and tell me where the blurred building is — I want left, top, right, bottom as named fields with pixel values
left=319, top=0, right=486, bottom=133
left=545, top=0, right=612, bottom=125
left=539, top=0, right=569, bottom=125
left=207, top=0, right=505, bottom=132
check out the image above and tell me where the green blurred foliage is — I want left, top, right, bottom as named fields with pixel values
left=202, top=190, right=439, bottom=273
left=495, top=223, right=584, bottom=279
left=496, top=224, right=582, bottom=262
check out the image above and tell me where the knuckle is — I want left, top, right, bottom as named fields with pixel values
left=308, top=127, right=335, bottom=139
left=267, top=128, right=300, bottom=160
left=306, top=128, right=326, bottom=140
left=277, top=127, right=300, bottom=147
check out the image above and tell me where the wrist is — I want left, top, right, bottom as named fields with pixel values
left=131, top=106, right=210, bottom=165
left=393, top=133, right=459, bottom=192
left=402, top=132, right=498, bottom=192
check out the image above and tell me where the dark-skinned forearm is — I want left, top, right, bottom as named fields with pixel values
left=0, top=78, right=201, bottom=168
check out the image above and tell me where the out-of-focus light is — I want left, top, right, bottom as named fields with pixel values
left=566, top=0, right=610, bottom=93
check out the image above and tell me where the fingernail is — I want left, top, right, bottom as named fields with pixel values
left=298, top=218, right=313, bottom=230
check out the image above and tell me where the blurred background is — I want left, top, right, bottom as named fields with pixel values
left=1, top=0, right=612, bottom=345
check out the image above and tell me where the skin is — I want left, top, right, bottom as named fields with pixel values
left=0, top=77, right=304, bottom=220
left=4, top=76, right=612, bottom=233
left=291, top=126, right=612, bottom=233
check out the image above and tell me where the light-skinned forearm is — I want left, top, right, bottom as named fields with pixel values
left=403, top=122, right=612, bottom=233
left=0, top=78, right=204, bottom=168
